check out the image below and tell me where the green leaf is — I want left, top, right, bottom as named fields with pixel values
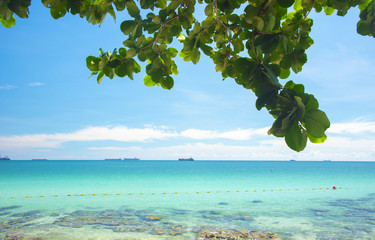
left=255, top=34, right=280, bottom=54
left=305, top=94, right=319, bottom=110
left=156, top=0, right=167, bottom=9
left=7, top=0, right=30, bottom=19
left=120, top=20, right=137, bottom=35
left=97, top=71, right=104, bottom=84
left=263, top=65, right=282, bottom=88
left=126, top=1, right=140, bottom=18
left=50, top=6, right=66, bottom=19
left=115, top=62, right=127, bottom=77
left=252, top=16, right=264, bottom=31
left=191, top=48, right=201, bottom=64
left=357, top=20, right=371, bottom=36
left=324, top=6, right=335, bottom=15
left=308, top=134, right=327, bottom=143
left=103, top=66, right=114, bottom=79
left=126, top=48, right=137, bottom=58
left=279, top=68, right=290, bottom=79
left=167, top=47, right=178, bottom=57
left=144, top=75, right=156, bottom=87
left=285, top=120, right=308, bottom=152
left=161, top=76, right=174, bottom=89
left=0, top=15, right=15, bottom=28
left=204, top=2, right=214, bottom=16
left=294, top=96, right=305, bottom=119
left=86, top=56, right=100, bottom=71
left=277, top=0, right=295, bottom=8
left=303, top=109, right=330, bottom=138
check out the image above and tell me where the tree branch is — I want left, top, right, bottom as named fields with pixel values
left=140, top=0, right=190, bottom=52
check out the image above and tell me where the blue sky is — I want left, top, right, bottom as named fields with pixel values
left=0, top=3, right=374, bottom=160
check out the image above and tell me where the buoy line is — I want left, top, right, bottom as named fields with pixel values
left=4, top=186, right=342, bottom=199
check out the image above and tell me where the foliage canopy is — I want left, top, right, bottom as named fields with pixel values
left=1, top=0, right=374, bottom=151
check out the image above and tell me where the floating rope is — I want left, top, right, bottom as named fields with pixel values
left=5, top=187, right=342, bottom=199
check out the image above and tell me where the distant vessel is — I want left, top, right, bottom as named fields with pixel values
left=104, top=158, right=122, bottom=161
left=0, top=155, right=10, bottom=161
left=179, top=158, right=194, bottom=161
left=290, top=160, right=296, bottom=162
left=323, top=160, right=332, bottom=162
left=32, top=159, right=48, bottom=161
left=123, top=157, right=140, bottom=161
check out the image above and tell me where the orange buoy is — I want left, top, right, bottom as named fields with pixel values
left=333, top=186, right=337, bottom=190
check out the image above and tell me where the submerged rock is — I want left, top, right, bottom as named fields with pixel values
left=11, top=210, right=41, bottom=218
left=203, top=214, right=253, bottom=222
left=0, top=206, right=21, bottom=212
left=150, top=229, right=165, bottom=235
left=197, top=229, right=282, bottom=240
left=168, top=230, right=182, bottom=236
left=3, top=233, right=25, bottom=240
left=143, top=216, right=162, bottom=221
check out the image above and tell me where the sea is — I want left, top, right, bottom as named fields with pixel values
left=0, top=160, right=375, bottom=239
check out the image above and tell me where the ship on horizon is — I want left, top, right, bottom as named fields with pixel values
left=179, top=158, right=194, bottom=161
left=0, top=154, right=10, bottom=161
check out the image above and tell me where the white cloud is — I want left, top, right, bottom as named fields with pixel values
left=29, top=82, right=45, bottom=86
left=2, top=121, right=375, bottom=161
left=328, top=120, right=375, bottom=134
left=86, top=137, right=375, bottom=161
left=0, top=125, right=178, bottom=150
left=0, top=84, right=16, bottom=90
left=180, top=128, right=268, bottom=140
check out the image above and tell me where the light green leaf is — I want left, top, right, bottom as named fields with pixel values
left=144, top=75, right=156, bottom=87
left=97, top=71, right=104, bottom=84
left=324, top=6, right=335, bottom=15
left=0, top=16, right=15, bottom=28
left=308, top=134, right=327, bottom=143
left=303, top=109, right=330, bottom=138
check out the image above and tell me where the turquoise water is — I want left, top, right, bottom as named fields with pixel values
left=1, top=160, right=375, bottom=239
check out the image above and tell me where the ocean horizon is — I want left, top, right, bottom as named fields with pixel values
left=1, top=160, right=375, bottom=239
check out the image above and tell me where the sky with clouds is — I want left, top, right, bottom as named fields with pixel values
left=0, top=3, right=374, bottom=161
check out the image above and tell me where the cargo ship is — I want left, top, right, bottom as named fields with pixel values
left=179, top=158, right=194, bottom=161
left=0, top=155, right=10, bottom=160
left=123, top=157, right=140, bottom=161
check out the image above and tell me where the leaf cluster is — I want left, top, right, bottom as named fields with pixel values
left=1, top=0, right=372, bottom=151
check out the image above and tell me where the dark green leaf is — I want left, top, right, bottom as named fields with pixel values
left=161, top=76, right=174, bottom=89
left=120, top=20, right=137, bottom=35
left=285, top=120, right=308, bottom=152
left=86, top=56, right=101, bottom=71
left=277, top=0, right=295, bottom=8
left=115, top=62, right=127, bottom=77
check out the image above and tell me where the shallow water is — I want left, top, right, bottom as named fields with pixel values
left=1, top=160, right=374, bottom=239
